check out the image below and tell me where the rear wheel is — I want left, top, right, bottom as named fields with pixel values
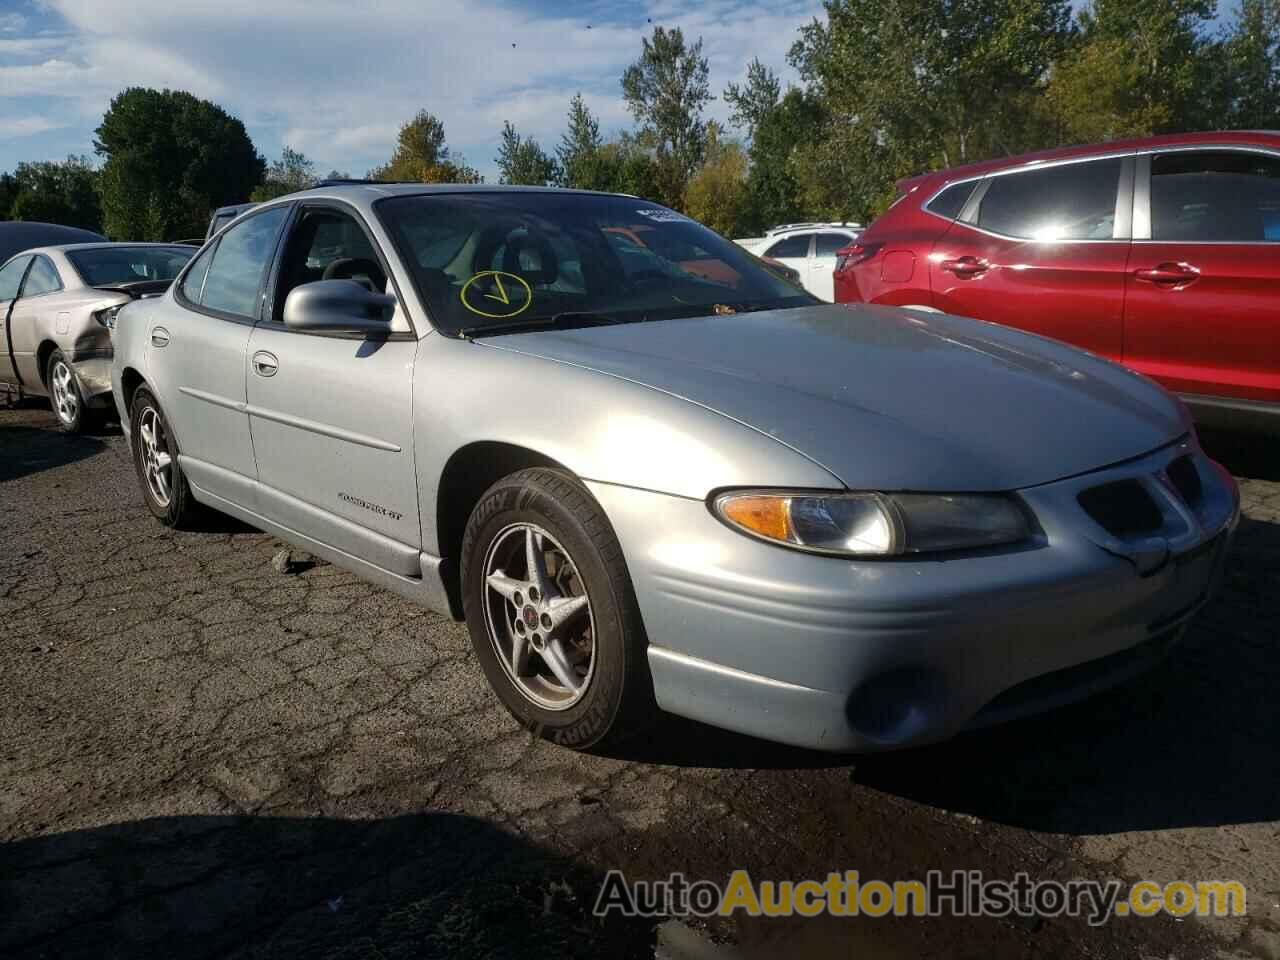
left=130, top=387, right=198, bottom=527
left=47, top=350, right=96, bottom=434
left=461, top=468, right=654, bottom=750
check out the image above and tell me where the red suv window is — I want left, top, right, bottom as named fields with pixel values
left=975, top=158, right=1122, bottom=241
left=1150, top=151, right=1280, bottom=242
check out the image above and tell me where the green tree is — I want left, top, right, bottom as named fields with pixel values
left=7, top=156, right=102, bottom=231
left=741, top=88, right=826, bottom=231
left=495, top=122, right=559, bottom=185
left=789, top=0, right=1072, bottom=218
left=95, top=87, right=264, bottom=240
left=1047, top=0, right=1219, bottom=138
left=1044, top=37, right=1171, bottom=141
left=369, top=110, right=482, bottom=183
left=1217, top=0, right=1280, bottom=128
left=621, top=26, right=713, bottom=183
left=0, top=173, right=17, bottom=220
left=682, top=125, right=750, bottom=236
left=251, top=146, right=317, bottom=201
left=723, top=58, right=782, bottom=138
left=557, top=93, right=604, bottom=188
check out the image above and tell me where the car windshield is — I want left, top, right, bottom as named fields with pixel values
left=67, top=246, right=195, bottom=287
left=376, top=192, right=815, bottom=335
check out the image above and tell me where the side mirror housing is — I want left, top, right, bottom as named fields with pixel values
left=283, top=279, right=396, bottom=335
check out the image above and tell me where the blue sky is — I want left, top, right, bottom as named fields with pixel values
left=0, top=0, right=1244, bottom=184
left=0, top=0, right=823, bottom=182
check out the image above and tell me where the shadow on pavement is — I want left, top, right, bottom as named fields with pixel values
left=0, top=813, right=656, bottom=960
left=1199, top=427, right=1280, bottom=481
left=0, top=425, right=105, bottom=483
left=854, top=512, right=1280, bottom=835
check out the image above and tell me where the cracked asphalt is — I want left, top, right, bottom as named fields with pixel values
left=2, top=402, right=1278, bottom=959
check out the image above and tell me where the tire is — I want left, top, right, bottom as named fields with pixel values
left=46, top=349, right=97, bottom=434
left=461, top=467, right=655, bottom=750
left=129, top=387, right=198, bottom=527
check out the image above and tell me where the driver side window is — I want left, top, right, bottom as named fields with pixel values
left=273, top=207, right=388, bottom=322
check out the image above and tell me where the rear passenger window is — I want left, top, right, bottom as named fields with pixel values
left=814, top=233, right=852, bottom=256
left=198, top=206, right=288, bottom=319
left=926, top=181, right=977, bottom=220
left=1150, top=151, right=1280, bottom=242
left=20, top=256, right=61, bottom=296
left=764, top=234, right=811, bottom=258
left=976, top=158, right=1122, bottom=240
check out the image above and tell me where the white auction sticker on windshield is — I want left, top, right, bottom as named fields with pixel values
left=636, top=208, right=691, bottom=223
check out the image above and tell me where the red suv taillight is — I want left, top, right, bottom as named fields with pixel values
left=834, top=242, right=882, bottom=273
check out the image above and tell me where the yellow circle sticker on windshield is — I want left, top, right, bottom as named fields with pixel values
left=460, top=271, right=533, bottom=319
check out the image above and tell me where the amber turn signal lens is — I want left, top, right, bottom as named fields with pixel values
left=719, top=495, right=793, bottom=542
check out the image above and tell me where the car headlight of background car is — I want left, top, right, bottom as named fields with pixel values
left=93, top=304, right=125, bottom=329
left=713, top=490, right=1031, bottom=556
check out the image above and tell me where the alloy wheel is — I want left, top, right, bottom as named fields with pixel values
left=50, top=360, right=78, bottom=426
left=138, top=406, right=172, bottom=507
left=481, top=522, right=597, bottom=710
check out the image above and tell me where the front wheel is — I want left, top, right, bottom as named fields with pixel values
left=47, top=349, right=96, bottom=434
left=461, top=468, right=654, bottom=750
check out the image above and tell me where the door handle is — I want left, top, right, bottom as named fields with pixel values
left=151, top=327, right=170, bottom=347
left=252, top=351, right=278, bottom=377
left=940, top=256, right=989, bottom=278
left=1134, top=262, right=1200, bottom=286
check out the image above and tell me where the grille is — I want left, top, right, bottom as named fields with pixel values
left=1165, top=455, right=1203, bottom=507
left=1077, top=480, right=1163, bottom=537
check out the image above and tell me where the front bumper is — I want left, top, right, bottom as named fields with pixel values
left=587, top=438, right=1238, bottom=752
left=70, top=355, right=114, bottom=407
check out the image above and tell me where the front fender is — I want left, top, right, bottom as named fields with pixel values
left=412, top=334, right=841, bottom=556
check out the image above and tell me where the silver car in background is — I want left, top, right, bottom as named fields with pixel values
left=0, top=243, right=194, bottom=432
left=111, top=184, right=1238, bottom=752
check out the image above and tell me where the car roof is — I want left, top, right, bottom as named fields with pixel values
left=906, top=130, right=1280, bottom=193
left=21, top=242, right=195, bottom=256
left=0, top=222, right=106, bottom=264
left=766, top=222, right=861, bottom=235
left=212, top=183, right=643, bottom=231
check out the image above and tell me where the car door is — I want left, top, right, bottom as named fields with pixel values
left=245, top=202, right=422, bottom=576
left=930, top=156, right=1133, bottom=362
left=760, top=233, right=814, bottom=295
left=1124, top=148, right=1280, bottom=408
left=0, top=255, right=33, bottom=389
left=7, top=255, right=65, bottom=390
left=153, top=204, right=290, bottom=507
left=810, top=232, right=854, bottom=302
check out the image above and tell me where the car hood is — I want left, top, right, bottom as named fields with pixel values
left=481, top=304, right=1187, bottom=491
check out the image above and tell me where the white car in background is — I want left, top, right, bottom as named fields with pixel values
left=736, top=222, right=862, bottom=302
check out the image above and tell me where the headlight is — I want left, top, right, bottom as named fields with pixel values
left=93, top=304, right=125, bottom=329
left=713, top=490, right=1030, bottom=557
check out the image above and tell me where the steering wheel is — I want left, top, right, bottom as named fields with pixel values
left=501, top=232, right=558, bottom=286
left=323, top=257, right=385, bottom=291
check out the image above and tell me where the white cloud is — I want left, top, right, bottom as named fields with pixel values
left=4, top=0, right=822, bottom=177
left=7, top=115, right=64, bottom=137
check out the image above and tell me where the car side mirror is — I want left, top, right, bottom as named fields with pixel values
left=283, top=279, right=396, bottom=335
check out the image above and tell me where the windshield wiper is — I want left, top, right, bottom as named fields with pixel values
left=458, top=312, right=631, bottom=339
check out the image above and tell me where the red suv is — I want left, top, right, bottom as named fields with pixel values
left=834, top=132, right=1280, bottom=431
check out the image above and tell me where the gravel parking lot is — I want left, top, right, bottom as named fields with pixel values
left=2, top=402, right=1277, bottom=959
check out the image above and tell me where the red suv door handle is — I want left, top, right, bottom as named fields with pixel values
left=1134, top=262, right=1200, bottom=286
left=940, top=256, right=989, bottom=278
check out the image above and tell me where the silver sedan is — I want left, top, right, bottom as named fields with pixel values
left=0, top=243, right=193, bottom=432
left=110, top=185, right=1238, bottom=752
